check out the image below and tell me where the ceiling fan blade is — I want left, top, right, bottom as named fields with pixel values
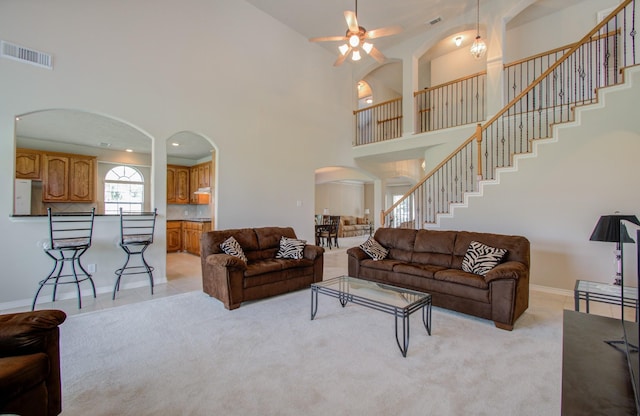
left=333, top=45, right=352, bottom=66
left=334, top=53, right=349, bottom=67
left=365, top=25, right=403, bottom=39
left=309, top=35, right=348, bottom=43
left=368, top=46, right=386, bottom=63
left=344, top=10, right=359, bottom=33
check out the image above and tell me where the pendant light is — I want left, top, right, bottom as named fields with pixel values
left=470, top=0, right=486, bottom=59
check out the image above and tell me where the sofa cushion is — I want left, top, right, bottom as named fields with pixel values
left=360, top=237, right=389, bottom=260
left=373, top=228, right=416, bottom=262
left=219, top=237, right=247, bottom=262
left=411, top=230, right=457, bottom=268
left=275, top=236, right=306, bottom=260
left=434, top=268, right=490, bottom=289
left=461, top=241, right=507, bottom=276
left=393, top=262, right=446, bottom=278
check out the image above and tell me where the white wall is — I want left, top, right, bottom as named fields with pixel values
left=0, top=0, right=353, bottom=307
left=433, top=66, right=640, bottom=292
left=505, top=0, right=620, bottom=63
left=315, top=182, right=365, bottom=217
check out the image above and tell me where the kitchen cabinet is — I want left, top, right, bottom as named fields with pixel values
left=166, top=220, right=211, bottom=254
left=15, top=148, right=42, bottom=180
left=187, top=161, right=212, bottom=204
left=182, top=220, right=212, bottom=255
left=167, top=221, right=182, bottom=252
left=167, top=165, right=190, bottom=204
left=42, top=152, right=96, bottom=202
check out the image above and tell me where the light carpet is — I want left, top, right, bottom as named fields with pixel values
left=60, top=290, right=562, bottom=415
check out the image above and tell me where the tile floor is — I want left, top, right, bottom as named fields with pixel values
left=3, top=235, right=632, bottom=322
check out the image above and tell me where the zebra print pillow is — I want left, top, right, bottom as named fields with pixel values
left=360, top=236, right=389, bottom=261
left=275, top=236, right=306, bottom=260
left=461, top=241, right=507, bottom=275
left=220, top=236, right=248, bottom=262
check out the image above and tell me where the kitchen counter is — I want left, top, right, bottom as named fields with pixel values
left=168, top=218, right=211, bottom=223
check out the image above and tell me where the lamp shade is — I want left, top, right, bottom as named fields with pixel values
left=364, top=209, right=370, bottom=215
left=589, top=215, right=640, bottom=243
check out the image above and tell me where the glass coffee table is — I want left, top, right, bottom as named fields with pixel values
left=311, top=276, right=432, bottom=357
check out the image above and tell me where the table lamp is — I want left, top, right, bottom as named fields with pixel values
left=589, top=214, right=640, bottom=285
left=364, top=209, right=370, bottom=224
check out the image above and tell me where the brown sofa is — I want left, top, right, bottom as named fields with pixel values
left=201, top=227, right=324, bottom=310
left=338, top=216, right=371, bottom=238
left=0, top=309, right=67, bottom=416
left=347, top=228, right=530, bottom=330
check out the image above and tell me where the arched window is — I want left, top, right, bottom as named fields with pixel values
left=104, top=166, right=144, bottom=214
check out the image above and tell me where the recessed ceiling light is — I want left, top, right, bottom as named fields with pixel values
left=15, top=116, right=20, bottom=121
left=125, top=149, right=133, bottom=153
left=172, top=142, right=180, bottom=147
left=454, top=36, right=463, bottom=47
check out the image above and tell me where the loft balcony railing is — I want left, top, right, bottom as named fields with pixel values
left=414, top=71, right=487, bottom=134
left=353, top=98, right=402, bottom=146
left=383, top=0, right=638, bottom=228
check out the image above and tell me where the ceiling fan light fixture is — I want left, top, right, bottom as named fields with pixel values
left=362, top=42, right=373, bottom=54
left=351, top=49, right=361, bottom=61
left=349, top=34, right=360, bottom=48
left=338, top=44, right=350, bottom=55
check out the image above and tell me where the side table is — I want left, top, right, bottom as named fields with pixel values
left=574, top=280, right=638, bottom=322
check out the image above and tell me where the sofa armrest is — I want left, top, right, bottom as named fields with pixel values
left=303, top=244, right=324, bottom=260
left=205, top=253, right=248, bottom=271
left=346, top=246, right=368, bottom=261
left=0, top=310, right=66, bottom=357
left=484, top=261, right=528, bottom=284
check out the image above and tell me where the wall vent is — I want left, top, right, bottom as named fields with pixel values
left=1, top=41, right=53, bottom=69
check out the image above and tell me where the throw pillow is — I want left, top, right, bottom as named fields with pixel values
left=220, top=236, right=248, bottom=262
left=461, top=241, right=507, bottom=275
left=356, top=217, right=365, bottom=225
left=360, top=236, right=389, bottom=261
left=275, top=236, right=306, bottom=260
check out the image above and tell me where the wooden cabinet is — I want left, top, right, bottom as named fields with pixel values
left=167, top=165, right=190, bottom=204
left=167, top=221, right=183, bottom=252
left=166, top=220, right=211, bottom=254
left=182, top=221, right=212, bottom=255
left=189, top=165, right=199, bottom=204
left=42, top=152, right=96, bottom=202
left=15, top=148, right=42, bottom=179
left=188, top=161, right=212, bottom=204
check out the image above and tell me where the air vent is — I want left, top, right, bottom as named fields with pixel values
left=1, top=40, right=52, bottom=69
left=429, top=17, right=442, bottom=25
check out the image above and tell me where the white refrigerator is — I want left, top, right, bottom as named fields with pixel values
left=14, top=179, right=32, bottom=215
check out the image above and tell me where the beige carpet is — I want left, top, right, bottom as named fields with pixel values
left=59, top=289, right=562, bottom=415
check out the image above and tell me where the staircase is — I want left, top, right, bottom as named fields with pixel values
left=383, top=0, right=639, bottom=229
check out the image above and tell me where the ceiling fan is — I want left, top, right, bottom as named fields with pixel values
left=309, top=0, right=402, bottom=66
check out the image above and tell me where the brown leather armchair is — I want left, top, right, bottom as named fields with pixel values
left=0, top=309, right=67, bottom=416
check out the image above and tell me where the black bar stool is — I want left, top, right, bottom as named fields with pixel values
left=32, top=208, right=96, bottom=310
left=113, top=208, right=157, bottom=300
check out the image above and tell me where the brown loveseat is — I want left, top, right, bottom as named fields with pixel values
left=347, top=228, right=530, bottom=330
left=0, top=309, right=67, bottom=416
left=201, top=227, right=324, bottom=310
